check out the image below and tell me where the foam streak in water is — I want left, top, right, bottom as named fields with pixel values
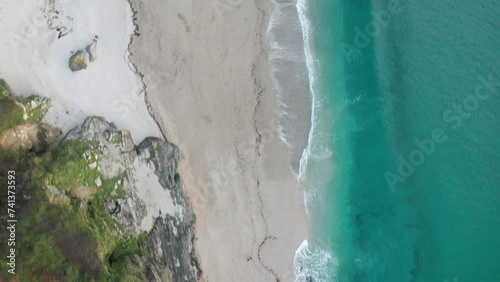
left=268, top=0, right=339, bottom=281
left=294, top=240, right=339, bottom=282
left=267, top=0, right=312, bottom=174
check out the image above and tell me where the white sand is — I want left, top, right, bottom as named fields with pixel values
left=0, top=0, right=161, bottom=142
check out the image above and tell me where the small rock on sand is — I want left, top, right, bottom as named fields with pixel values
left=69, top=50, right=89, bottom=72
left=86, top=41, right=97, bottom=62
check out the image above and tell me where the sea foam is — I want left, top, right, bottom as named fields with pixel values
left=267, top=0, right=312, bottom=175
left=294, top=240, right=339, bottom=282
left=268, top=0, right=339, bottom=280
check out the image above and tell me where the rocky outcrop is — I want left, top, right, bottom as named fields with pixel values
left=62, top=117, right=200, bottom=281
left=69, top=50, right=89, bottom=71
left=134, top=138, right=200, bottom=282
left=0, top=81, right=202, bottom=280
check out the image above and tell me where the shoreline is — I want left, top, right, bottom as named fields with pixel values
left=0, top=0, right=311, bottom=280
left=267, top=0, right=313, bottom=176
left=268, top=0, right=318, bottom=278
left=125, top=0, right=170, bottom=142
left=128, top=0, right=309, bottom=280
left=294, top=0, right=341, bottom=280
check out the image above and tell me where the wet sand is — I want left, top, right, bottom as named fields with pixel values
left=128, top=0, right=308, bottom=280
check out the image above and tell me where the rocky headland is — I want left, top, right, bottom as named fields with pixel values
left=0, top=81, right=200, bottom=281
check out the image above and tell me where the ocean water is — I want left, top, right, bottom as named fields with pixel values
left=270, top=0, right=500, bottom=281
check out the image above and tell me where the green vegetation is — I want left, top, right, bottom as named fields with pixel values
left=3, top=142, right=149, bottom=281
left=37, top=125, right=50, bottom=150
left=0, top=83, right=48, bottom=135
left=0, top=82, right=149, bottom=281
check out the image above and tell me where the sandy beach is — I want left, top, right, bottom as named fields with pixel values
left=0, top=0, right=309, bottom=280
left=0, top=0, right=161, bottom=143
left=128, top=0, right=308, bottom=280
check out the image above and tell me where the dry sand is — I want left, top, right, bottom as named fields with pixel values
left=0, top=0, right=161, bottom=142
left=129, top=0, right=308, bottom=281
left=0, top=0, right=309, bottom=280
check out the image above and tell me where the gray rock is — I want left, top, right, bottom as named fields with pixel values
left=134, top=138, right=200, bottom=282
left=61, top=116, right=200, bottom=281
left=85, top=41, right=97, bottom=62
left=137, top=138, right=182, bottom=191
left=63, top=117, right=117, bottom=144
left=69, top=50, right=89, bottom=71
left=131, top=215, right=199, bottom=282
left=105, top=200, right=121, bottom=216
left=94, top=176, right=102, bottom=187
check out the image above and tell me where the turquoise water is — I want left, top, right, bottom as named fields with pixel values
left=294, top=0, right=500, bottom=281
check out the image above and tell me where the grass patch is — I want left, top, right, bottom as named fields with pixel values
left=0, top=79, right=150, bottom=281
left=15, top=196, right=97, bottom=281
left=1, top=140, right=149, bottom=281
left=0, top=99, right=24, bottom=134
left=32, top=141, right=101, bottom=191
left=0, top=86, right=48, bottom=135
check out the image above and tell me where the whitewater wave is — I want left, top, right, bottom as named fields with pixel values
left=294, top=240, right=339, bottom=282
left=267, top=0, right=339, bottom=280
left=296, top=0, right=322, bottom=182
left=295, top=0, right=340, bottom=279
left=267, top=0, right=312, bottom=175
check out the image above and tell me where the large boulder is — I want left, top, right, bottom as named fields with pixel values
left=69, top=50, right=89, bottom=71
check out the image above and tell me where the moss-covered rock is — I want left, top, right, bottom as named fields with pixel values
left=0, top=83, right=50, bottom=150
left=69, top=50, right=89, bottom=71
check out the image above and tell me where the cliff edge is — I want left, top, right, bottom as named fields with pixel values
left=0, top=82, right=200, bottom=281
